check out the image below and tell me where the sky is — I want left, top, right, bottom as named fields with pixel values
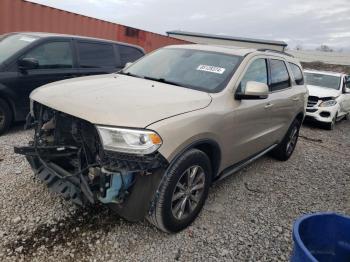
left=28, top=0, right=350, bottom=51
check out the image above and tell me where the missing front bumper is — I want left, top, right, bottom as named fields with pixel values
left=14, top=103, right=168, bottom=221
left=14, top=146, right=95, bottom=205
left=15, top=145, right=168, bottom=221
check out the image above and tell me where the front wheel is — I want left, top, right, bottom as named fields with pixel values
left=147, top=149, right=211, bottom=233
left=270, top=119, right=301, bottom=161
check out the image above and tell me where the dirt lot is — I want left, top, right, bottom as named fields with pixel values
left=0, top=120, right=349, bottom=262
left=301, top=61, right=350, bottom=74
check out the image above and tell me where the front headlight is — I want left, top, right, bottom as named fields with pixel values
left=319, top=100, right=337, bottom=107
left=96, top=126, right=162, bottom=155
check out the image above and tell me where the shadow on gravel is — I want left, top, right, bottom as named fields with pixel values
left=303, top=117, right=349, bottom=130
left=6, top=205, right=126, bottom=259
left=6, top=121, right=26, bottom=134
left=302, top=119, right=327, bottom=130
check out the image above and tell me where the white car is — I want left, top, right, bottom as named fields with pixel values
left=304, top=70, right=350, bottom=129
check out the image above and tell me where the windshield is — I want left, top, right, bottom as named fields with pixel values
left=305, top=72, right=341, bottom=90
left=122, top=48, right=242, bottom=92
left=0, top=34, right=40, bottom=64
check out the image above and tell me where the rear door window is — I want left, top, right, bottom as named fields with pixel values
left=269, top=59, right=291, bottom=91
left=289, top=63, right=304, bottom=85
left=23, top=41, right=73, bottom=69
left=78, top=42, right=115, bottom=68
left=119, top=45, right=144, bottom=66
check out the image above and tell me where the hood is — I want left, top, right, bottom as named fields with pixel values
left=30, top=74, right=212, bottom=128
left=307, top=85, right=341, bottom=98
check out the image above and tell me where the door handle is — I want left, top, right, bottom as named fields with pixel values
left=292, top=97, right=300, bottom=101
left=264, top=103, right=274, bottom=109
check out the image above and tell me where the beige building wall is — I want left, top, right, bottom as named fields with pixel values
left=168, top=34, right=285, bottom=52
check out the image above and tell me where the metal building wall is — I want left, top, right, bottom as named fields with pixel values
left=0, top=0, right=189, bottom=52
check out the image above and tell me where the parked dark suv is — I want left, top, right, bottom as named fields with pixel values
left=0, top=32, right=145, bottom=134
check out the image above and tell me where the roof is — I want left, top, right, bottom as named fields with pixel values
left=5, top=32, right=145, bottom=50
left=167, top=30, right=287, bottom=47
left=165, top=44, right=298, bottom=62
left=304, top=69, right=346, bottom=77
left=165, top=44, right=255, bottom=56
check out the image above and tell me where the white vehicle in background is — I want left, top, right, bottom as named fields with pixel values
left=304, top=70, right=350, bottom=130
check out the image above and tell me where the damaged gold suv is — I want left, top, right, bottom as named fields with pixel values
left=15, top=45, right=307, bottom=232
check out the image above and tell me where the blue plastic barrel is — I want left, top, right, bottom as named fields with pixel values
left=291, top=212, right=350, bottom=262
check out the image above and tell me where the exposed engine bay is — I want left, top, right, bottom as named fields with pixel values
left=15, top=103, right=168, bottom=221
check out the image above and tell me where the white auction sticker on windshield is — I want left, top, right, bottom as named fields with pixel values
left=19, top=36, right=37, bottom=42
left=196, top=65, right=226, bottom=74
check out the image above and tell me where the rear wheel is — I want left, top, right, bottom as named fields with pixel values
left=270, top=119, right=301, bottom=161
left=147, top=149, right=211, bottom=233
left=0, top=98, right=12, bottom=135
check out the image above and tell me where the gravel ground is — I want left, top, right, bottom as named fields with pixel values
left=0, top=120, right=349, bottom=262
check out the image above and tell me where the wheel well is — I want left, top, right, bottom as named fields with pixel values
left=193, top=142, right=221, bottom=178
left=0, top=95, right=15, bottom=120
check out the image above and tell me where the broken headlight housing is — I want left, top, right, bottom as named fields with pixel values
left=319, top=100, right=337, bottom=107
left=96, top=126, right=162, bottom=155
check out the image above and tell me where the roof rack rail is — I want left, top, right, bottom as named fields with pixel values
left=257, top=49, right=294, bottom=58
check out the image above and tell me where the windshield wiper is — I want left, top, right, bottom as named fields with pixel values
left=118, top=72, right=186, bottom=88
left=143, top=76, right=185, bottom=87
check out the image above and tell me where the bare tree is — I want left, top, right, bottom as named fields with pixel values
left=316, top=45, right=334, bottom=52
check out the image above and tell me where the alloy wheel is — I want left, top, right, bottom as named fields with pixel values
left=286, top=126, right=298, bottom=156
left=171, top=165, right=206, bottom=220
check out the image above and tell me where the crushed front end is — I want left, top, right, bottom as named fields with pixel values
left=15, top=103, right=168, bottom=221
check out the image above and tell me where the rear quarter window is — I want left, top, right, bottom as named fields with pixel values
left=118, top=45, right=144, bottom=66
left=78, top=42, right=115, bottom=68
left=289, top=63, right=304, bottom=85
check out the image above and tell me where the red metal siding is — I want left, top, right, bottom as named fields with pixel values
left=0, top=0, right=190, bottom=52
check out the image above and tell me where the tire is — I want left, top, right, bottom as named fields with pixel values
left=326, top=116, right=336, bottom=130
left=147, top=149, right=211, bottom=233
left=0, top=98, right=12, bottom=135
left=270, top=119, right=301, bottom=161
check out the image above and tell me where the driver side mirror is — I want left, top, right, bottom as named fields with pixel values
left=18, top=58, right=39, bottom=71
left=235, top=81, right=269, bottom=100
